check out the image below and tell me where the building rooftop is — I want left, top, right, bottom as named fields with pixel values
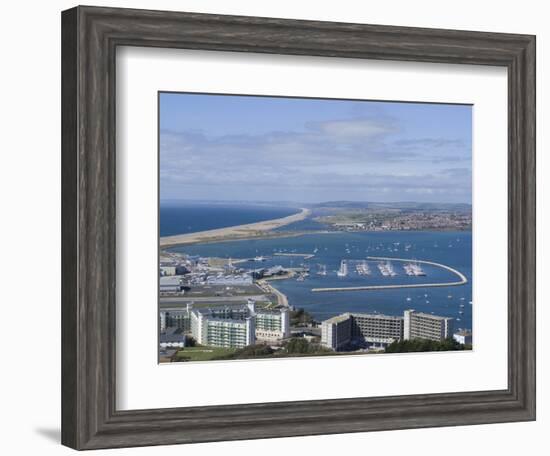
left=352, top=312, right=403, bottom=320
left=160, top=276, right=184, bottom=285
left=160, top=333, right=185, bottom=343
left=409, top=311, right=452, bottom=321
left=323, top=313, right=352, bottom=324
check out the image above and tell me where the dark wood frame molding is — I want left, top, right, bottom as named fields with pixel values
left=61, top=5, right=536, bottom=450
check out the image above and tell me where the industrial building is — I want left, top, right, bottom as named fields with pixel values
left=205, top=273, right=253, bottom=286
left=159, top=276, right=185, bottom=294
left=160, top=262, right=189, bottom=277
left=403, top=310, right=453, bottom=342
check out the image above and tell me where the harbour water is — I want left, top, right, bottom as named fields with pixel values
left=169, top=229, right=473, bottom=331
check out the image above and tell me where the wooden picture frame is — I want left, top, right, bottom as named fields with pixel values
left=61, top=5, right=536, bottom=450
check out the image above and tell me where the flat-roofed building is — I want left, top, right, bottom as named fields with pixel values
left=204, top=317, right=255, bottom=348
left=160, top=310, right=191, bottom=333
left=404, top=310, right=453, bottom=342
left=160, top=264, right=177, bottom=276
left=321, top=313, right=353, bottom=350
left=351, top=313, right=404, bottom=347
left=453, top=330, right=472, bottom=345
left=255, top=308, right=290, bottom=343
left=205, top=273, right=253, bottom=286
left=321, top=309, right=455, bottom=351
left=159, top=276, right=185, bottom=294
left=159, top=333, right=186, bottom=349
left=189, top=305, right=255, bottom=349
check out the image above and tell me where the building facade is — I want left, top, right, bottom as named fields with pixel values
left=321, top=309, right=455, bottom=350
left=351, top=313, right=404, bottom=346
left=255, top=308, right=290, bottom=343
left=403, top=310, right=453, bottom=342
left=453, top=330, right=472, bottom=345
left=321, top=314, right=353, bottom=350
left=159, top=276, right=185, bottom=294
left=187, top=300, right=289, bottom=349
left=160, top=310, right=191, bottom=333
left=190, top=308, right=255, bottom=348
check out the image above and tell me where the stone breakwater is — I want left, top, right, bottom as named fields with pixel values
left=311, top=256, right=467, bottom=292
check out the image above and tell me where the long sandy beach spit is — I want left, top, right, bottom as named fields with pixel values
left=160, top=208, right=311, bottom=248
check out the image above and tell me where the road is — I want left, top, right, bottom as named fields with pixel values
left=160, top=295, right=268, bottom=305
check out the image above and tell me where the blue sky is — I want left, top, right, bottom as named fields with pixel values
left=159, top=92, right=472, bottom=204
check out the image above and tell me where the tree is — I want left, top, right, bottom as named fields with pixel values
left=385, top=337, right=469, bottom=353
left=290, top=308, right=315, bottom=327
left=211, top=344, right=274, bottom=360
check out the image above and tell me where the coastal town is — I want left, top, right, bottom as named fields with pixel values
left=157, top=93, right=474, bottom=363
left=314, top=206, right=472, bottom=232
left=159, top=227, right=473, bottom=363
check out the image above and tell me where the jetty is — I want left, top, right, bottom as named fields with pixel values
left=273, top=252, right=315, bottom=260
left=311, top=256, right=467, bottom=293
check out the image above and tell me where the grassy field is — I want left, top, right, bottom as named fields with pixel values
left=174, top=346, right=236, bottom=362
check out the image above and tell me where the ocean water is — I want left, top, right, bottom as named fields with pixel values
left=170, top=230, right=473, bottom=332
left=160, top=203, right=299, bottom=237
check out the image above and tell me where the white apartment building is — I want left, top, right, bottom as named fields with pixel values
left=255, top=308, right=290, bottom=343
left=188, top=300, right=289, bottom=349
left=190, top=308, right=255, bottom=348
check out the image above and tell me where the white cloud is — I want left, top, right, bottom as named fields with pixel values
left=160, top=116, right=471, bottom=203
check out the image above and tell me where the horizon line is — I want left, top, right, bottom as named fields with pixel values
left=159, top=198, right=472, bottom=205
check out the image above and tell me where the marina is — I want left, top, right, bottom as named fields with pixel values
left=377, top=261, right=397, bottom=277
left=173, top=230, right=472, bottom=329
left=311, top=256, right=467, bottom=292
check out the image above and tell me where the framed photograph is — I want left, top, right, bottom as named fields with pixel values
left=61, top=5, right=536, bottom=450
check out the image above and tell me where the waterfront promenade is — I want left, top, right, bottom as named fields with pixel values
left=311, top=256, right=467, bottom=293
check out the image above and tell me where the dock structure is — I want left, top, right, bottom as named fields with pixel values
left=273, top=253, right=315, bottom=260
left=311, top=256, right=467, bottom=293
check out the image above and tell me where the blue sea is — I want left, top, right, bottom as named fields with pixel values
left=162, top=204, right=473, bottom=332
left=160, top=203, right=300, bottom=237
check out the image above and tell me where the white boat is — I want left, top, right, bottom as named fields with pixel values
left=337, top=260, right=348, bottom=277
left=355, top=261, right=371, bottom=276
left=377, top=261, right=397, bottom=277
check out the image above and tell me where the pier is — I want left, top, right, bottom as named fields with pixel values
left=273, top=252, right=315, bottom=259
left=311, top=256, right=467, bottom=293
